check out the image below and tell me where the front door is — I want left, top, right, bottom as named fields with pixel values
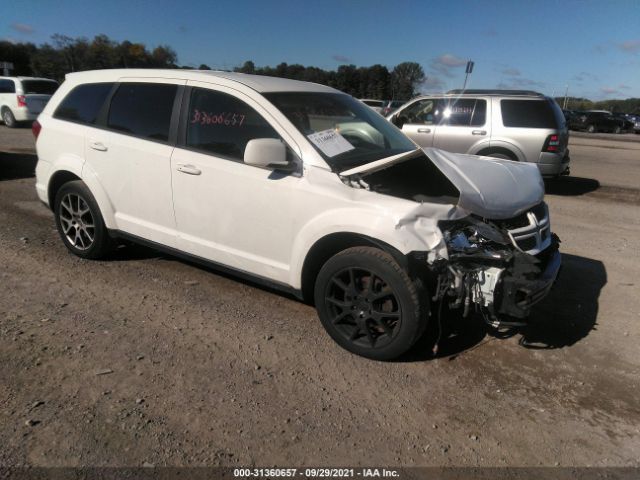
left=170, top=82, right=300, bottom=283
left=394, top=98, right=443, bottom=147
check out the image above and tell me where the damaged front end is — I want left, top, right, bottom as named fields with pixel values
left=429, top=203, right=561, bottom=328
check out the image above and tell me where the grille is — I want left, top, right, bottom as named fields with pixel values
left=503, top=202, right=551, bottom=255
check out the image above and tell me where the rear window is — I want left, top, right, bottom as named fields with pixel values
left=107, top=83, right=177, bottom=142
left=21, top=80, right=58, bottom=95
left=501, top=99, right=560, bottom=128
left=54, top=83, right=114, bottom=125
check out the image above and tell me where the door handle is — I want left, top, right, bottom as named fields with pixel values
left=89, top=141, right=108, bottom=151
left=472, top=130, right=487, bottom=136
left=176, top=164, right=202, bottom=175
left=417, top=128, right=432, bottom=133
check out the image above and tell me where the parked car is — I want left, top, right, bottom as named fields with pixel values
left=381, top=100, right=406, bottom=117
left=612, top=114, right=635, bottom=132
left=0, top=76, right=59, bottom=128
left=359, top=98, right=385, bottom=113
left=569, top=111, right=628, bottom=133
left=386, top=89, right=570, bottom=177
left=34, top=70, right=561, bottom=360
left=633, top=115, right=640, bottom=134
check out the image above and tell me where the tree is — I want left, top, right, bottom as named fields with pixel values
left=235, top=60, right=255, bottom=74
left=198, top=64, right=211, bottom=70
left=391, top=62, right=425, bottom=100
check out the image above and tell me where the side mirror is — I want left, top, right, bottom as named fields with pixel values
left=244, top=138, right=289, bottom=169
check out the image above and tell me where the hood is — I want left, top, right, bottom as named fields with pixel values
left=423, top=148, right=544, bottom=219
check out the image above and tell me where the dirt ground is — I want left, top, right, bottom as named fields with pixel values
left=1, top=125, right=639, bottom=468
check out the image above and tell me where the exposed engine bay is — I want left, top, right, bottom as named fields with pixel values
left=340, top=148, right=562, bottom=332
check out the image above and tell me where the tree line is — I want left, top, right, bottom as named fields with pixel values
left=0, top=34, right=177, bottom=82
left=232, top=60, right=425, bottom=100
left=1, top=34, right=637, bottom=109
left=0, top=34, right=426, bottom=100
left=555, top=97, right=640, bottom=114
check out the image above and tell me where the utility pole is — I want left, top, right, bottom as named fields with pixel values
left=563, top=85, right=569, bottom=109
left=462, top=60, right=474, bottom=91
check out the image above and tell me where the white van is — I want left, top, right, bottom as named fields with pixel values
left=0, top=76, right=59, bottom=127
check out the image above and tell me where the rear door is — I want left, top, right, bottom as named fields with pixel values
left=432, top=97, right=489, bottom=153
left=84, top=78, right=185, bottom=247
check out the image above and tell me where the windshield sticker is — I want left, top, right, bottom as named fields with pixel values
left=307, top=129, right=355, bottom=157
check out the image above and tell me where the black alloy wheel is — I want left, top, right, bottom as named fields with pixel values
left=314, top=247, right=426, bottom=360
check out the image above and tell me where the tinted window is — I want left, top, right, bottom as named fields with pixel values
left=21, top=80, right=58, bottom=95
left=107, top=83, right=177, bottom=142
left=444, top=99, right=486, bottom=126
left=0, top=79, right=16, bottom=93
left=501, top=99, right=559, bottom=128
left=185, top=88, right=279, bottom=160
left=54, top=83, right=114, bottom=125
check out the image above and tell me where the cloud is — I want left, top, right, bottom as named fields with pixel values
left=600, top=86, right=619, bottom=95
left=430, top=54, right=467, bottom=78
left=572, top=71, right=599, bottom=83
left=332, top=54, right=351, bottom=63
left=619, top=83, right=631, bottom=90
left=178, top=25, right=188, bottom=33
left=617, top=39, right=640, bottom=54
left=496, top=77, right=545, bottom=90
left=417, top=75, right=446, bottom=94
left=501, top=67, right=521, bottom=76
left=483, top=27, right=498, bottom=37
left=10, top=23, right=34, bottom=34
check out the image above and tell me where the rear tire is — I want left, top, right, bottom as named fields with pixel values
left=2, top=108, right=16, bottom=128
left=53, top=180, right=115, bottom=259
left=586, top=124, right=595, bottom=133
left=613, top=126, right=621, bottom=134
left=314, top=246, right=427, bottom=360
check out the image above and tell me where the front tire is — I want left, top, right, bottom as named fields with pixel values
left=2, top=108, right=16, bottom=128
left=54, top=180, right=115, bottom=259
left=586, top=124, right=595, bottom=133
left=613, top=126, right=621, bottom=134
left=314, top=247, right=427, bottom=360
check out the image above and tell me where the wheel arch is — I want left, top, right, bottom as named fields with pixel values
left=47, top=164, right=117, bottom=229
left=476, top=146, right=519, bottom=161
left=299, top=232, right=407, bottom=304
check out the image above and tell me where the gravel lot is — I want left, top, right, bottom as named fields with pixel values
left=1, top=125, right=639, bottom=468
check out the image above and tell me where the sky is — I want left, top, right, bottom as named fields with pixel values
left=1, top=0, right=639, bottom=100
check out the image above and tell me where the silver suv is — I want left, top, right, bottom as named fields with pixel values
left=387, top=90, right=570, bottom=177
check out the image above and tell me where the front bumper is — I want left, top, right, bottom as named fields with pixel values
left=495, top=248, right=561, bottom=318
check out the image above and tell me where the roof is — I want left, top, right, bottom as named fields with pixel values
left=64, top=69, right=340, bottom=94
left=445, top=89, right=544, bottom=97
left=0, top=76, right=58, bottom=82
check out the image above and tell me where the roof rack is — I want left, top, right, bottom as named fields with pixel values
left=446, top=89, right=544, bottom=96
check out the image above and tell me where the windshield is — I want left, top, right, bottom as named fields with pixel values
left=265, top=92, right=417, bottom=172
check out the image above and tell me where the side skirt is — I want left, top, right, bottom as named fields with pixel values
left=109, top=230, right=304, bottom=301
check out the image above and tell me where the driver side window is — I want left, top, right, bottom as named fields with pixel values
left=397, top=99, right=444, bottom=127
left=184, top=88, right=280, bottom=161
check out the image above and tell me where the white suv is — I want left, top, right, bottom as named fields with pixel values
left=34, top=69, right=561, bottom=360
left=0, top=76, right=59, bottom=127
